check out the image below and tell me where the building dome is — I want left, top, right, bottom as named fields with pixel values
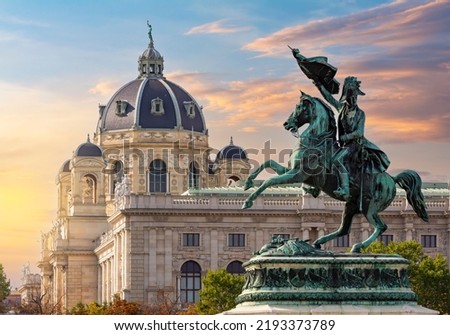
left=59, top=159, right=71, bottom=173
left=97, top=24, right=206, bottom=134
left=217, top=137, right=247, bottom=160
left=74, top=136, right=103, bottom=157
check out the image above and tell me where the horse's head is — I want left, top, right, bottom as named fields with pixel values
left=283, top=91, right=315, bottom=135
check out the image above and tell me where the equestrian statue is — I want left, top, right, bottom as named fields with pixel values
left=242, top=47, right=428, bottom=253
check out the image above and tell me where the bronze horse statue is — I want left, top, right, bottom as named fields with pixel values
left=242, top=92, right=428, bottom=252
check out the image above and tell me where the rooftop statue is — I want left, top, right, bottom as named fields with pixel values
left=242, top=48, right=429, bottom=253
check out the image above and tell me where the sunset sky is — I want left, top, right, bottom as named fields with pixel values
left=1, top=0, right=449, bottom=288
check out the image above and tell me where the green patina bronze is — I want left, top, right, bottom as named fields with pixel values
left=236, top=250, right=417, bottom=306
left=242, top=48, right=429, bottom=253
left=232, top=49, right=435, bottom=313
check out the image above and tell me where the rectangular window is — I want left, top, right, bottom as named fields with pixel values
left=228, top=233, right=245, bottom=247
left=149, top=173, right=167, bottom=192
left=379, top=234, right=394, bottom=245
left=421, top=235, right=437, bottom=248
left=183, top=233, right=200, bottom=247
left=333, top=235, right=349, bottom=248
left=272, top=234, right=290, bottom=241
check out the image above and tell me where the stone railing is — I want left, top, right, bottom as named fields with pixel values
left=113, top=190, right=448, bottom=214
left=114, top=193, right=302, bottom=211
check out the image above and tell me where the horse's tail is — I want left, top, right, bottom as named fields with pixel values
left=394, top=170, right=429, bottom=222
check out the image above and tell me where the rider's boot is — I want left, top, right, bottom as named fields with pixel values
left=334, top=172, right=350, bottom=201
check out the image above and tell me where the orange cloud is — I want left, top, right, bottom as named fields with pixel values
left=366, top=114, right=448, bottom=144
left=89, top=80, right=120, bottom=96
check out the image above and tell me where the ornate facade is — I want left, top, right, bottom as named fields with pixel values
left=38, top=27, right=450, bottom=312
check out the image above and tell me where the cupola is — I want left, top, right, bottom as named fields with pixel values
left=138, top=21, right=164, bottom=79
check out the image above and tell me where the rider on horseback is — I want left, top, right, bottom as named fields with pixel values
left=313, top=76, right=390, bottom=200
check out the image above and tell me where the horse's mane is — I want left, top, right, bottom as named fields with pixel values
left=311, top=96, right=337, bottom=139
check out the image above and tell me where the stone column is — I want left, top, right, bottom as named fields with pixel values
left=302, top=228, right=310, bottom=241
left=100, top=262, right=105, bottom=303
left=210, top=229, right=218, bottom=269
left=114, top=233, right=120, bottom=292
left=123, top=228, right=129, bottom=294
left=164, top=229, right=173, bottom=287
left=148, top=228, right=157, bottom=287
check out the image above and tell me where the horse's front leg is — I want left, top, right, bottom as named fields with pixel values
left=243, top=159, right=289, bottom=190
left=242, top=169, right=302, bottom=209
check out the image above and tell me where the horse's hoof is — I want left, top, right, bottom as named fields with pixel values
left=241, top=200, right=253, bottom=209
left=350, top=244, right=362, bottom=253
left=243, top=180, right=254, bottom=191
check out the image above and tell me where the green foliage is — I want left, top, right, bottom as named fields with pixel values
left=0, top=264, right=11, bottom=301
left=364, top=240, right=450, bottom=314
left=413, top=254, right=450, bottom=314
left=69, top=301, right=107, bottom=315
left=196, top=269, right=245, bottom=315
left=364, top=240, right=424, bottom=264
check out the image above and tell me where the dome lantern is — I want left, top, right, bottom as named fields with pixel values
left=138, top=21, right=164, bottom=79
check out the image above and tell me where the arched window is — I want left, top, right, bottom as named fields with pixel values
left=180, top=261, right=201, bottom=303
left=226, top=261, right=245, bottom=275
left=82, top=174, right=96, bottom=204
left=111, top=160, right=124, bottom=194
left=149, top=159, right=167, bottom=193
left=189, top=161, right=200, bottom=189
left=114, top=160, right=124, bottom=176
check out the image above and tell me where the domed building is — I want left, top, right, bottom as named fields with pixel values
left=38, top=25, right=450, bottom=312
left=38, top=25, right=252, bottom=310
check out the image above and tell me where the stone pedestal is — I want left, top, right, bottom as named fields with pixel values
left=223, top=241, right=437, bottom=315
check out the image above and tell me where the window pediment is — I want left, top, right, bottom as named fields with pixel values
left=151, top=97, right=164, bottom=116
left=183, top=101, right=196, bottom=119
left=115, top=100, right=130, bottom=117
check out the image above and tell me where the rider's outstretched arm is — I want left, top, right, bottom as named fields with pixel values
left=314, top=81, right=341, bottom=111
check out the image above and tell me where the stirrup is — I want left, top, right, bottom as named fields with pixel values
left=334, top=187, right=350, bottom=200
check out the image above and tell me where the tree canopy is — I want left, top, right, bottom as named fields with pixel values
left=195, top=268, right=245, bottom=315
left=0, top=264, right=11, bottom=301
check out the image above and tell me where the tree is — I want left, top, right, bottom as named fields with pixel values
left=195, top=269, right=245, bottom=315
left=20, top=282, right=64, bottom=314
left=364, top=240, right=450, bottom=314
left=143, top=288, right=184, bottom=315
left=105, top=294, right=144, bottom=315
left=68, top=290, right=189, bottom=315
left=412, top=254, right=450, bottom=313
left=69, top=301, right=107, bottom=315
left=0, top=263, right=11, bottom=300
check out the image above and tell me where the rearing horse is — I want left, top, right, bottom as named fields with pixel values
left=242, top=92, right=428, bottom=252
